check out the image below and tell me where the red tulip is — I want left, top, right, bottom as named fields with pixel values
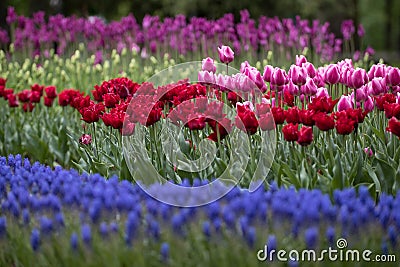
left=298, top=109, right=315, bottom=126
left=334, top=112, right=356, bottom=135
left=80, top=103, right=105, bottom=123
left=375, top=94, right=396, bottom=111
left=44, top=97, right=54, bottom=107
left=384, top=103, right=400, bottom=119
left=271, top=106, right=285, bottom=125
left=30, top=91, right=41, bottom=103
left=103, top=93, right=120, bottom=108
left=236, top=102, right=259, bottom=135
left=386, top=117, right=400, bottom=138
left=7, top=94, right=19, bottom=107
left=308, top=96, right=339, bottom=113
left=285, top=107, right=299, bottom=124
left=31, top=84, right=44, bottom=96
left=45, top=86, right=57, bottom=99
left=17, top=89, right=31, bottom=102
left=101, top=112, right=124, bottom=129
left=186, top=115, right=206, bottom=130
left=282, top=123, right=299, bottom=142
left=297, top=126, right=313, bottom=146
left=313, top=112, right=335, bottom=131
left=0, top=77, right=6, bottom=86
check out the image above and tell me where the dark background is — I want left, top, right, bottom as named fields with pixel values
left=1, top=0, right=399, bottom=60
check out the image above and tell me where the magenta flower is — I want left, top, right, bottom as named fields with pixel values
left=324, top=64, right=340, bottom=85
left=364, top=96, right=374, bottom=112
left=79, top=134, right=92, bottom=145
left=357, top=24, right=365, bottom=37
left=351, top=68, right=369, bottom=88
left=386, top=67, right=400, bottom=87
left=271, top=67, right=289, bottom=88
left=337, top=95, right=352, bottom=111
left=364, top=147, right=373, bottom=157
left=201, top=57, right=216, bottom=73
left=217, top=45, right=234, bottom=64
left=262, top=65, right=274, bottom=83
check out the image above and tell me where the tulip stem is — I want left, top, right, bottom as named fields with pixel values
left=92, top=123, right=98, bottom=160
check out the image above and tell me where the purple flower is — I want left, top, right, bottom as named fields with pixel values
left=357, top=24, right=365, bottom=37
left=341, top=20, right=355, bottom=40
left=6, top=7, right=17, bottom=25
left=99, top=222, right=108, bottom=238
left=70, top=232, right=78, bottom=250
left=304, top=227, right=318, bottom=249
left=160, top=242, right=170, bottom=262
left=30, top=228, right=40, bottom=251
left=217, top=45, right=234, bottom=64
left=40, top=216, right=53, bottom=234
left=0, top=216, right=6, bottom=237
left=81, top=224, right=91, bottom=246
left=203, top=221, right=211, bottom=238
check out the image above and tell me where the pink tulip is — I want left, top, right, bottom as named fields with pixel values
left=337, top=95, right=353, bottom=111
left=315, top=87, right=329, bottom=98
left=240, top=61, right=251, bottom=73
left=324, top=64, right=340, bottom=85
left=351, top=68, right=369, bottom=88
left=271, top=67, right=288, bottom=88
left=368, top=77, right=386, bottom=95
left=201, top=57, right=216, bottom=73
left=217, top=45, right=234, bottom=64
left=286, top=80, right=300, bottom=96
left=244, top=67, right=267, bottom=92
left=289, top=65, right=307, bottom=86
left=386, top=67, right=400, bottom=87
left=295, top=55, right=307, bottom=66
left=364, top=96, right=374, bottom=112
left=303, top=77, right=318, bottom=95
left=262, top=65, right=274, bottom=83
left=368, top=63, right=386, bottom=80
left=304, top=62, right=317, bottom=78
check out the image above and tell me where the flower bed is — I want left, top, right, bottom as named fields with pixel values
left=0, top=154, right=399, bottom=266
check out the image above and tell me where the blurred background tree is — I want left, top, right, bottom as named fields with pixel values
left=1, top=0, right=399, bottom=61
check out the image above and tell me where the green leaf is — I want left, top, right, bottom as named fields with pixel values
left=332, top=153, right=344, bottom=189
left=280, top=162, right=300, bottom=188
left=365, top=165, right=382, bottom=194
